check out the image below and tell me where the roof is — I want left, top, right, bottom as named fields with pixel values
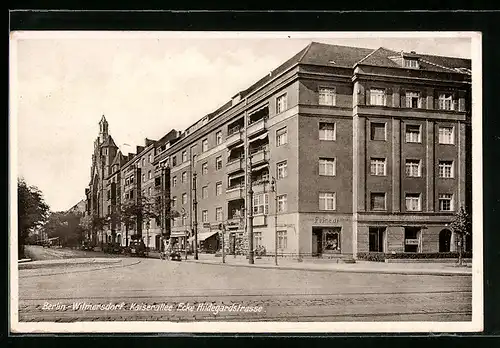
left=101, top=134, right=117, bottom=148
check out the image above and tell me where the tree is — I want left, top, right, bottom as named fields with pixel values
left=44, top=211, right=85, bottom=247
left=18, top=178, right=50, bottom=259
left=449, top=205, right=472, bottom=266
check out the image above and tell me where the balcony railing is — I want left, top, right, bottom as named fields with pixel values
left=226, top=157, right=244, bottom=174
left=226, top=128, right=243, bottom=147
left=247, top=118, right=267, bottom=137
left=250, top=147, right=269, bottom=165
left=226, top=184, right=244, bottom=201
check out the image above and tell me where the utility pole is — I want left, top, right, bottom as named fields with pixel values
left=271, top=177, right=278, bottom=266
left=193, top=172, right=198, bottom=260
left=247, top=155, right=254, bottom=264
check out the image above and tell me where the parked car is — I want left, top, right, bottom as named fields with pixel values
left=126, top=240, right=147, bottom=257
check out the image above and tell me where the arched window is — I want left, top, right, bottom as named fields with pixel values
left=439, top=229, right=452, bottom=252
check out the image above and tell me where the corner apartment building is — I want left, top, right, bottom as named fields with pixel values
left=86, top=42, right=472, bottom=259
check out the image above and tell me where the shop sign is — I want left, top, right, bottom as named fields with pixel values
left=313, top=217, right=346, bottom=224
left=405, top=239, right=419, bottom=245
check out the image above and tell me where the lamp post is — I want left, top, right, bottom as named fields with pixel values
left=146, top=220, right=150, bottom=257
left=247, top=155, right=254, bottom=265
left=181, top=207, right=187, bottom=260
left=193, top=172, right=199, bottom=260
left=271, top=177, right=278, bottom=266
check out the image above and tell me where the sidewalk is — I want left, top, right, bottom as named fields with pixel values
left=181, top=253, right=472, bottom=276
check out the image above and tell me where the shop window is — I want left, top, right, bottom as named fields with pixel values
left=404, top=227, right=421, bottom=252
left=323, top=228, right=341, bottom=252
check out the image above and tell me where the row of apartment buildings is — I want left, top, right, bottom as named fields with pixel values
left=84, top=42, right=472, bottom=259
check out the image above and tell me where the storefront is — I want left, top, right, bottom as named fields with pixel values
left=299, top=214, right=353, bottom=257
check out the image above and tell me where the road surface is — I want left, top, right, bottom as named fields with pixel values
left=17, top=256, right=472, bottom=322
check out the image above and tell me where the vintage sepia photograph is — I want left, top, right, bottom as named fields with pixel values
left=9, top=31, right=483, bottom=333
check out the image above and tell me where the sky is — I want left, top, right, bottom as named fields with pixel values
left=12, top=32, right=474, bottom=212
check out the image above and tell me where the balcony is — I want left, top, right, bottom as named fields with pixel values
left=226, top=185, right=245, bottom=201
left=249, top=147, right=269, bottom=165
left=226, top=128, right=243, bottom=147
left=247, top=118, right=267, bottom=137
left=226, top=157, right=243, bottom=174
left=227, top=217, right=244, bottom=229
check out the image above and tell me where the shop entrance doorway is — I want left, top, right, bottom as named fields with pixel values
left=369, top=227, right=386, bottom=252
left=312, top=227, right=341, bottom=256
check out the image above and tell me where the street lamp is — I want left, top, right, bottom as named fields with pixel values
left=271, top=177, right=278, bottom=266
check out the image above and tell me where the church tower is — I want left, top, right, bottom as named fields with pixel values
left=99, top=115, right=109, bottom=143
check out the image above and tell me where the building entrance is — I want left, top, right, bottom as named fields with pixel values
left=312, top=227, right=341, bottom=256
left=404, top=227, right=421, bottom=252
left=439, top=229, right=452, bottom=252
left=369, top=227, right=386, bottom=252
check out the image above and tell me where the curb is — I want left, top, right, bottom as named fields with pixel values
left=184, top=259, right=472, bottom=276
left=18, top=258, right=122, bottom=270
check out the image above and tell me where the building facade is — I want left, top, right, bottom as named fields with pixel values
left=85, top=42, right=472, bottom=259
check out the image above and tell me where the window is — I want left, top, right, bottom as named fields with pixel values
left=319, top=87, right=336, bottom=106
left=319, top=192, right=336, bottom=211
left=202, top=139, right=209, bottom=152
left=216, top=207, right=223, bottom=221
left=438, top=93, right=455, bottom=111
left=172, top=176, right=177, bottom=187
left=438, top=161, right=454, bottom=178
left=276, top=93, right=287, bottom=113
left=130, top=191, right=134, bottom=199
left=171, top=196, right=177, bottom=208
left=148, top=170, right=152, bottom=179
left=142, top=158, right=145, bottom=167
left=253, top=193, right=269, bottom=215
left=142, top=173, right=146, bottom=182
left=202, top=210, right=208, bottom=223
left=148, top=154, right=152, bottom=163
left=370, top=88, right=386, bottom=106
left=405, top=91, right=421, bottom=108
left=276, top=127, right=287, bottom=146
left=370, top=193, right=386, bottom=210
left=148, top=187, right=151, bottom=196
left=182, top=151, right=187, bottom=163
left=404, top=59, right=419, bottom=69
left=216, top=131, right=222, bottom=145
left=182, top=193, right=187, bottom=205
left=405, top=193, right=422, bottom=211
left=439, top=126, right=455, bottom=144
left=202, top=162, right=208, bottom=175
left=216, top=156, right=223, bottom=170
left=370, top=158, right=386, bottom=176
left=405, top=125, right=421, bottom=143
left=405, top=159, right=422, bottom=177
left=254, top=232, right=262, bottom=248
left=181, top=171, right=187, bottom=183
left=319, top=158, right=336, bottom=176
left=370, top=122, right=386, bottom=141
left=277, top=194, right=287, bottom=213
left=319, top=122, right=335, bottom=141
left=216, top=182, right=222, bottom=196
left=202, top=186, right=208, bottom=199
left=172, top=156, right=177, bottom=167
left=107, top=205, right=111, bottom=215
left=182, top=215, right=187, bottom=226
left=439, top=194, right=454, bottom=211
left=277, top=231, right=287, bottom=249
left=277, top=161, right=288, bottom=179
left=130, top=176, right=134, bottom=184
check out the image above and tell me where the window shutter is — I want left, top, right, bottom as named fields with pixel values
left=401, top=95, right=406, bottom=108
left=365, top=89, right=371, bottom=105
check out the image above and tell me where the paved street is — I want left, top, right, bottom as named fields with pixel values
left=18, top=254, right=472, bottom=322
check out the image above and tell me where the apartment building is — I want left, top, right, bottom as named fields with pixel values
left=86, top=42, right=472, bottom=259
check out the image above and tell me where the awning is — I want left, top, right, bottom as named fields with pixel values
left=229, top=143, right=244, bottom=150
left=252, top=163, right=269, bottom=172
left=228, top=172, right=245, bottom=180
left=189, top=230, right=219, bottom=242
left=248, top=133, right=268, bottom=143
left=248, top=103, right=269, bottom=116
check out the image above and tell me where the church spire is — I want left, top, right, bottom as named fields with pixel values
left=99, top=115, right=108, bottom=142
